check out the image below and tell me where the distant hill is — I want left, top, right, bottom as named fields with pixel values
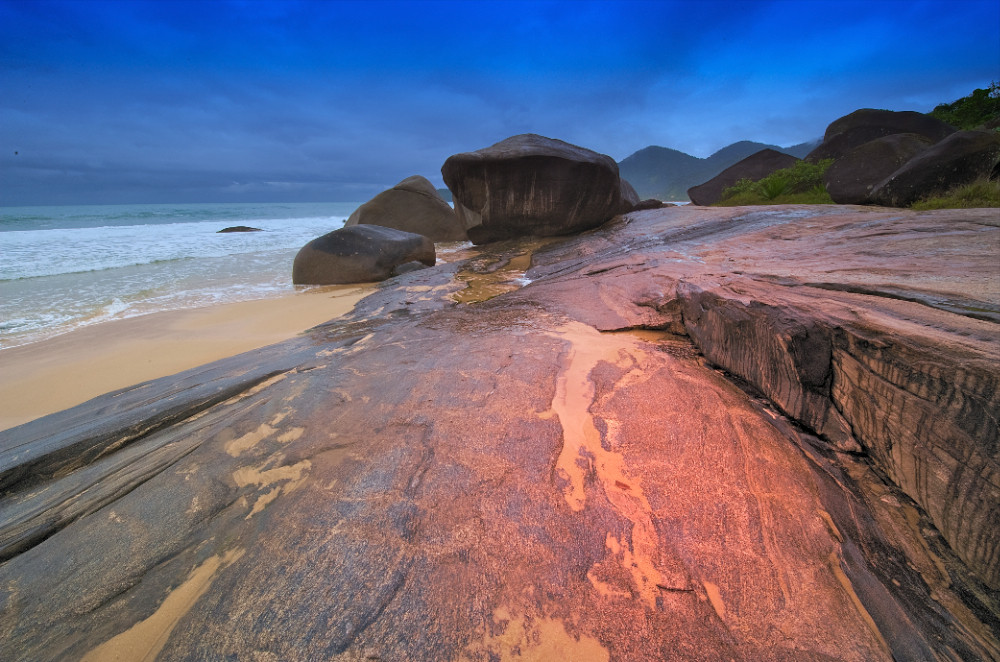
left=619, top=139, right=819, bottom=200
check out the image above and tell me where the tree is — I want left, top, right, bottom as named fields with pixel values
left=929, top=83, right=1000, bottom=130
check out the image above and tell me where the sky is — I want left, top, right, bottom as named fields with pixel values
left=1, top=0, right=998, bottom=206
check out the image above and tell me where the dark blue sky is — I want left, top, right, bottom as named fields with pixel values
left=2, top=0, right=997, bottom=205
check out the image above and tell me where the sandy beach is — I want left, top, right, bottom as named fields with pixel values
left=0, top=284, right=373, bottom=431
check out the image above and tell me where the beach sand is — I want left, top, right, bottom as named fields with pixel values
left=0, top=284, right=374, bottom=431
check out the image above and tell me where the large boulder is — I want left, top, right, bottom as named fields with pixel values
left=870, top=129, right=1000, bottom=207
left=441, top=134, right=632, bottom=244
left=687, top=149, right=799, bottom=206
left=619, top=178, right=640, bottom=211
left=823, top=133, right=934, bottom=204
left=806, top=109, right=955, bottom=162
left=292, top=224, right=435, bottom=285
left=345, top=175, right=467, bottom=242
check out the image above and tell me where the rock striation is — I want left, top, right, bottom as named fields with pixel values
left=291, top=224, right=435, bottom=284
left=686, top=148, right=799, bottom=205
left=1, top=205, right=998, bottom=661
left=441, top=133, right=634, bottom=244
left=345, top=175, right=467, bottom=242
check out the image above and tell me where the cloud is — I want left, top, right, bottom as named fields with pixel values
left=1, top=0, right=997, bottom=205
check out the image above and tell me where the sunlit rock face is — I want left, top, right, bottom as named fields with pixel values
left=442, top=133, right=633, bottom=244
left=345, top=175, right=467, bottom=242
left=1, top=205, right=997, bottom=661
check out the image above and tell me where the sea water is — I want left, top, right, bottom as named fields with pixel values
left=0, top=202, right=357, bottom=349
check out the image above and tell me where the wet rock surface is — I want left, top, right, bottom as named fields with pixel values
left=1, top=205, right=998, bottom=661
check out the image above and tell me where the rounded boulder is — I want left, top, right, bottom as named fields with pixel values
left=870, top=129, right=1000, bottom=207
left=345, top=175, right=467, bottom=242
left=823, top=133, right=934, bottom=204
left=292, top=224, right=436, bottom=285
left=441, top=134, right=632, bottom=244
left=806, top=109, right=955, bottom=162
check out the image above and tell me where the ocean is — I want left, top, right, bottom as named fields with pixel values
left=0, top=202, right=358, bottom=350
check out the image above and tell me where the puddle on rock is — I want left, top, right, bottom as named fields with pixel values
left=451, top=238, right=559, bottom=304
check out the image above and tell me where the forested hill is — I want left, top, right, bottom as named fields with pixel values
left=619, top=139, right=819, bottom=200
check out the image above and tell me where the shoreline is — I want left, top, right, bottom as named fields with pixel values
left=0, top=284, right=374, bottom=431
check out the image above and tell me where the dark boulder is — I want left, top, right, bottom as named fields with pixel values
left=687, top=149, right=799, bottom=206
left=870, top=130, right=1000, bottom=207
left=345, top=175, right=466, bottom=242
left=620, top=178, right=640, bottom=211
left=217, top=226, right=262, bottom=233
left=441, top=134, right=632, bottom=244
left=633, top=198, right=667, bottom=211
left=806, top=109, right=955, bottom=162
left=292, top=224, right=435, bottom=285
left=823, top=133, right=934, bottom=204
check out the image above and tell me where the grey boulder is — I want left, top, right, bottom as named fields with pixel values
left=292, top=224, right=435, bottom=285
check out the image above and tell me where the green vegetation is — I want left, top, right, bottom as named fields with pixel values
left=929, top=83, right=1000, bottom=130
left=715, top=159, right=834, bottom=206
left=910, top=178, right=1000, bottom=210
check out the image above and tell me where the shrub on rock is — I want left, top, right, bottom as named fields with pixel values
left=441, top=134, right=633, bottom=244
left=346, top=175, right=466, bottom=242
left=687, top=149, right=799, bottom=206
left=292, top=224, right=435, bottom=285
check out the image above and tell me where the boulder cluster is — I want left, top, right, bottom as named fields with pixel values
left=686, top=108, right=1000, bottom=206
left=294, top=110, right=999, bottom=285
left=814, top=109, right=1000, bottom=206
left=292, top=134, right=639, bottom=284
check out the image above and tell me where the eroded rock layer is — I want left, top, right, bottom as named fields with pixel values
left=1, top=205, right=997, bottom=661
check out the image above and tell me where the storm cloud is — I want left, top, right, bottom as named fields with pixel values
left=2, top=0, right=997, bottom=205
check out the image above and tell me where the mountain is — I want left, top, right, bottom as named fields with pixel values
left=619, top=139, right=820, bottom=200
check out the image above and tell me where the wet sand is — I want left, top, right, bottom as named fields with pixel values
left=0, top=285, right=373, bottom=431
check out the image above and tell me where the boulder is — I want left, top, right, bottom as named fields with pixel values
left=291, top=224, right=435, bottom=285
left=870, top=129, right=1000, bottom=207
left=806, top=109, right=955, bottom=162
left=441, top=134, right=632, bottom=244
left=217, top=226, right=262, bottom=233
left=633, top=198, right=667, bottom=211
left=619, top=178, right=640, bottom=211
left=687, top=149, right=799, bottom=206
left=345, top=175, right=466, bottom=242
left=823, top=133, right=933, bottom=204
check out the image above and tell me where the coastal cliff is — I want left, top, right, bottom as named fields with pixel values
left=1, top=205, right=997, bottom=660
